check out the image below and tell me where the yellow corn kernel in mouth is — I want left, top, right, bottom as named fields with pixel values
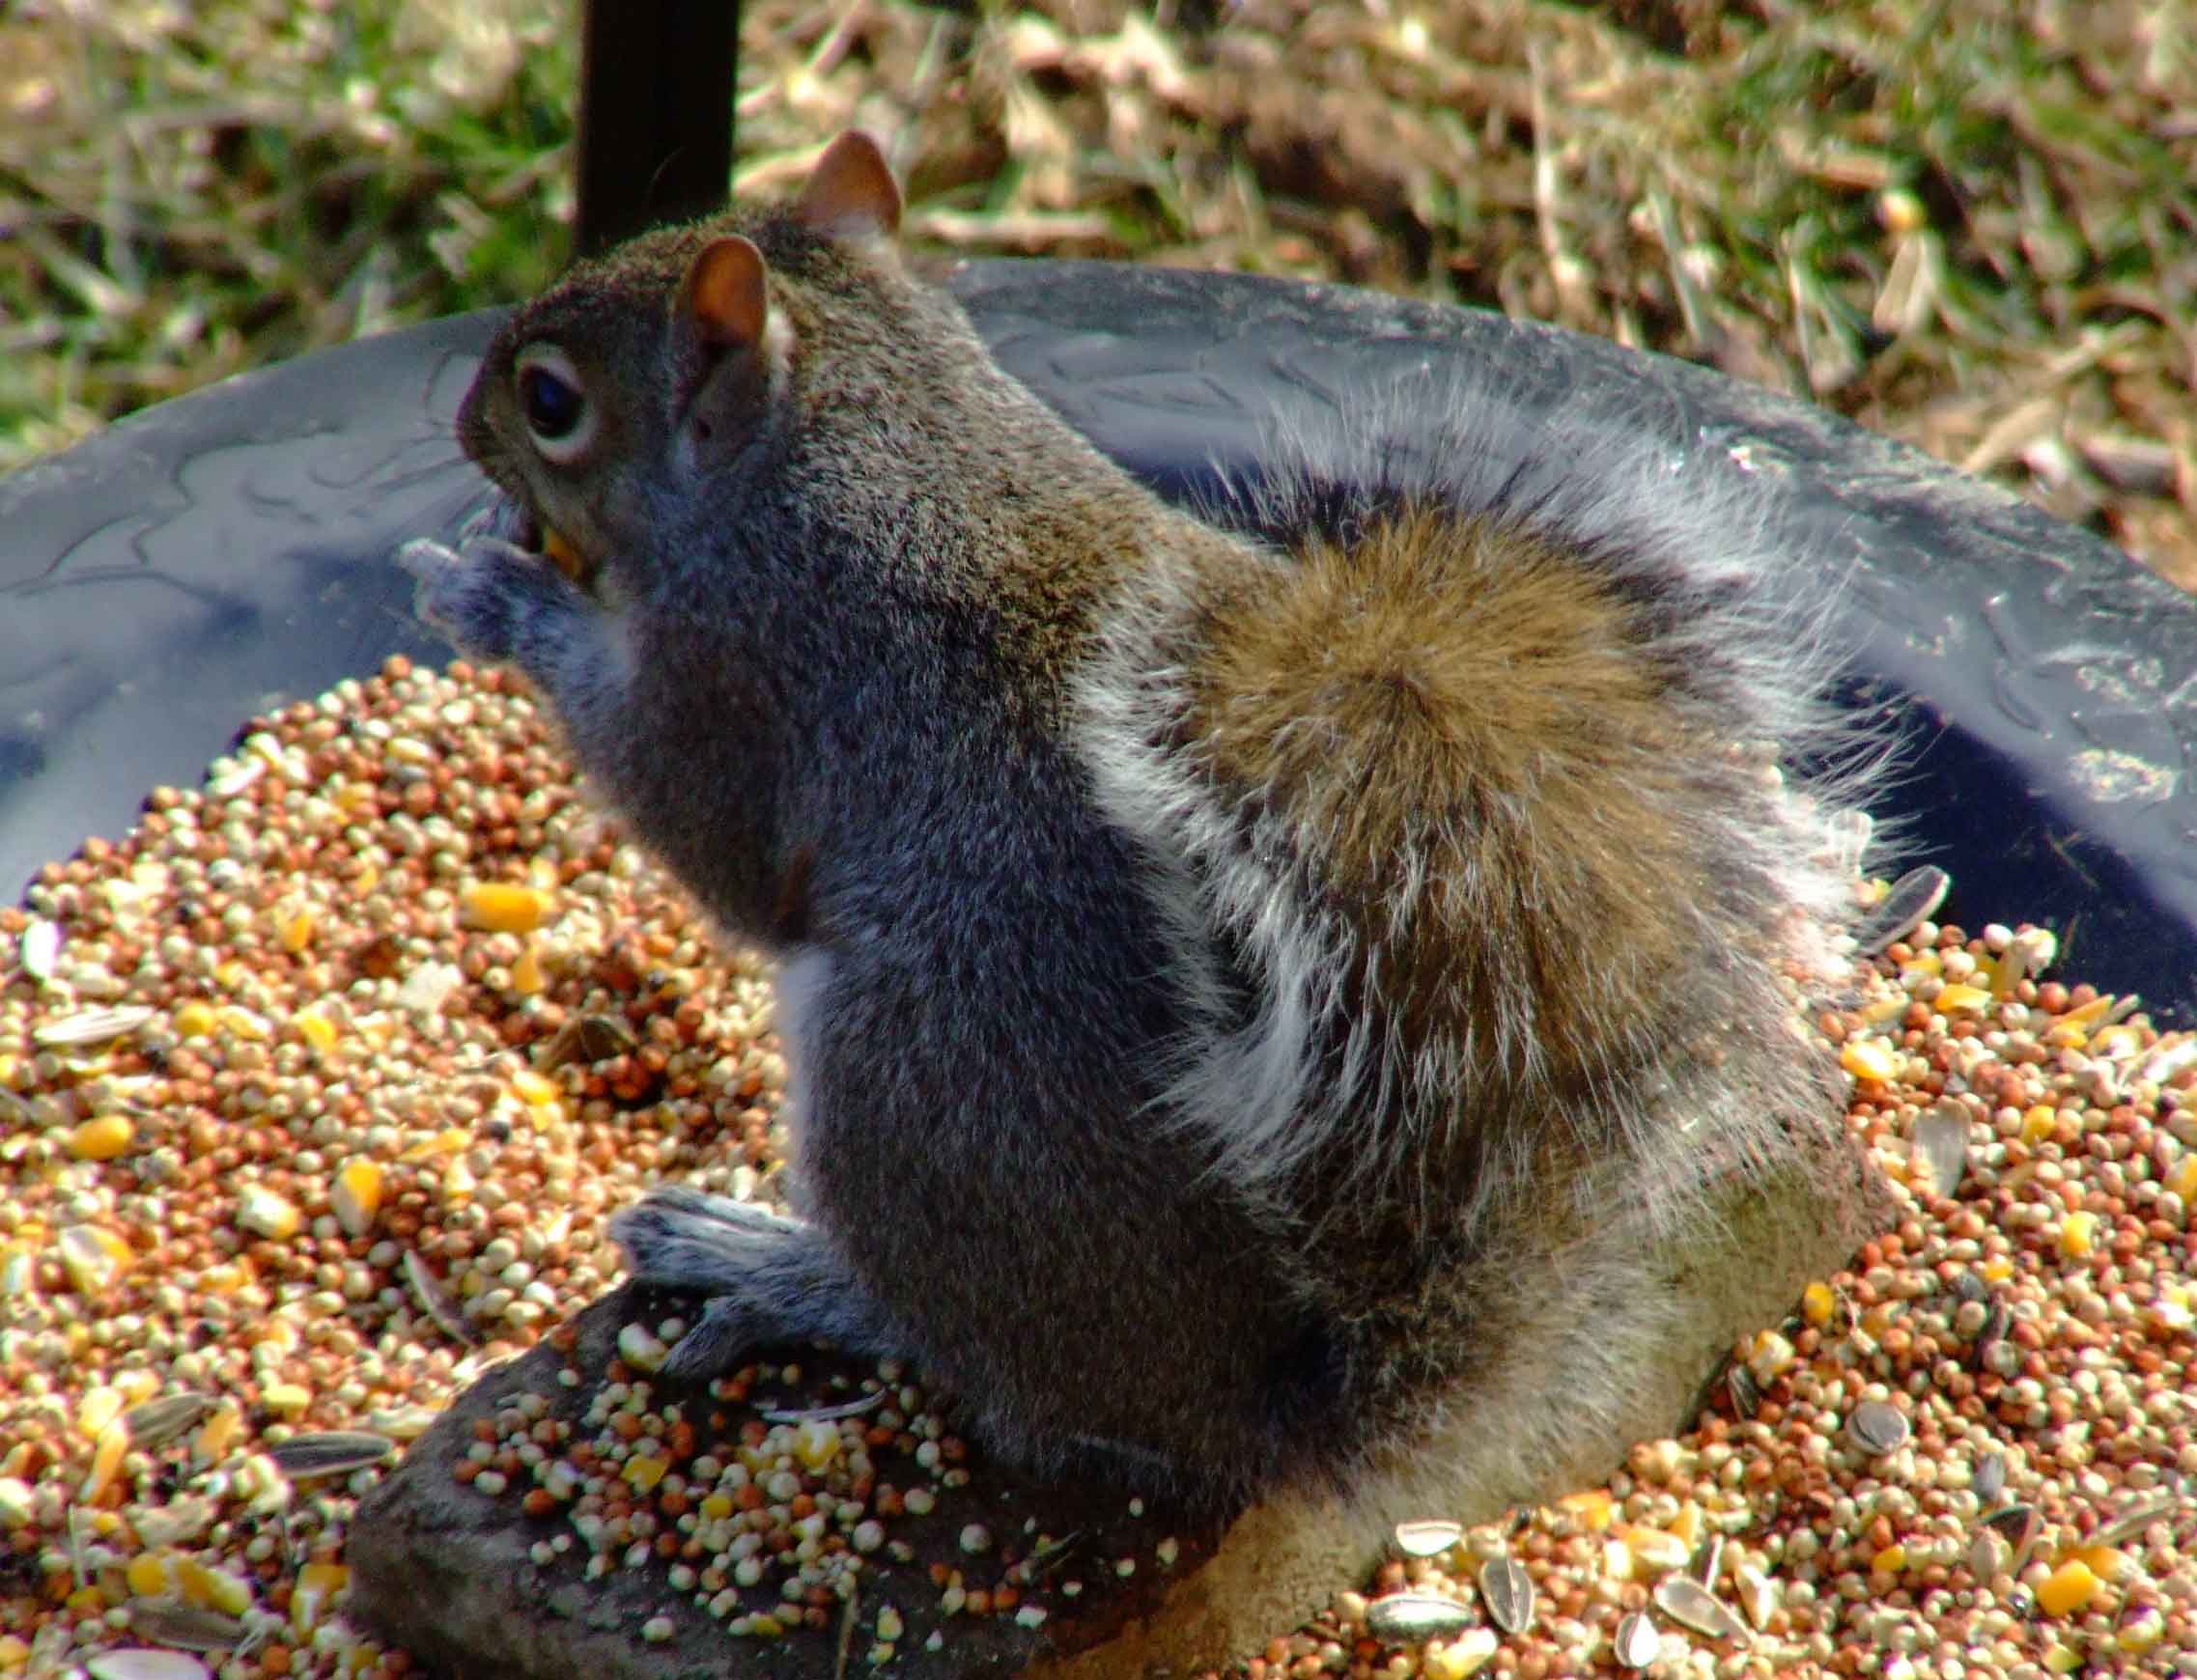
left=543, top=526, right=584, bottom=582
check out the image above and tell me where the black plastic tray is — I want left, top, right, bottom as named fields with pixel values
left=4, top=260, right=2193, bottom=1015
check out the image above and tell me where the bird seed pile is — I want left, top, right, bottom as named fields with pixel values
left=0, top=655, right=2193, bottom=1680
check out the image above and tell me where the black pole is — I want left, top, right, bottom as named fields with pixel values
left=574, top=1, right=739, bottom=259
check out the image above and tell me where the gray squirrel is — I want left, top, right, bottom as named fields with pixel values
left=398, top=131, right=1882, bottom=1523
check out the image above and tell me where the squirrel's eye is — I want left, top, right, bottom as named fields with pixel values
left=513, top=346, right=596, bottom=464
left=521, top=366, right=582, bottom=436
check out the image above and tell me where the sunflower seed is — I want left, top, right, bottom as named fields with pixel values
left=1364, top=1593, right=1475, bottom=1641
left=1847, top=1400, right=1910, bottom=1454
left=1393, top=1519, right=1463, bottom=1558
left=115, top=1601, right=246, bottom=1653
left=1696, top=1534, right=1724, bottom=1587
left=1981, top=1504, right=2040, bottom=1573
left=130, top=1497, right=216, bottom=1550
left=1733, top=1563, right=1779, bottom=1630
left=1726, top=1361, right=1760, bottom=1419
left=2140, top=1035, right=2197, bottom=1084
left=87, top=1651, right=211, bottom=1680
left=2090, top=1495, right=2179, bottom=1549
left=122, top=1393, right=216, bottom=1450
left=33, top=1005, right=154, bottom=1048
left=1974, top=1302, right=2011, bottom=1362
left=403, top=1249, right=479, bottom=1347
left=1613, top=1610, right=1661, bottom=1668
left=19, top=920, right=60, bottom=981
left=539, top=1012, right=637, bottom=1069
left=1853, top=865, right=1950, bottom=953
left=1912, top=1103, right=1970, bottom=1196
left=1652, top=1575, right=1752, bottom=1642
left=1972, top=1451, right=2007, bottom=1502
left=759, top=1389, right=888, bottom=1425
left=206, top=760, right=266, bottom=799
left=266, top=1430, right=396, bottom=1479
left=1969, top=1527, right=2009, bottom=1581
left=1478, top=1555, right=1535, bottom=1635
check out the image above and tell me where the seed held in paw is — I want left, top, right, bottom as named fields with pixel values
left=543, top=526, right=585, bottom=583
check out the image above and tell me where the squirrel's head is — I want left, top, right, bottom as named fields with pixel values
left=455, top=129, right=905, bottom=596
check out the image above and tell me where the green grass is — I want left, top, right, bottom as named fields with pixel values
left=0, top=0, right=577, bottom=460
left=4, top=0, right=2191, bottom=584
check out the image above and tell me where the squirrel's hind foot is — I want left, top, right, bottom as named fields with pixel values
left=610, top=1187, right=898, bottom=1379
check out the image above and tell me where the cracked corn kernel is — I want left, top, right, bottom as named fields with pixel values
left=2056, top=994, right=2115, bottom=1032
left=2149, top=1297, right=2194, bottom=1338
left=1932, top=982, right=1991, bottom=1013
left=218, top=1006, right=269, bottom=1041
left=192, top=1404, right=242, bottom=1464
left=1747, top=1329, right=1797, bottom=1383
left=1555, top=1489, right=1613, bottom=1529
left=511, top=942, right=547, bottom=995
left=236, top=1188, right=300, bottom=1241
left=1424, top=1629, right=1499, bottom=1679
left=80, top=1424, right=127, bottom=1499
left=1840, top=1038, right=1898, bottom=1081
left=624, top=1455, right=669, bottom=1492
left=2070, top=1545, right=2135, bottom=1585
left=172, top=1001, right=217, bottom=1038
left=57, top=1224, right=133, bottom=1294
left=77, top=1386, right=127, bottom=1440
left=296, top=1009, right=338, bottom=1052
left=1618, top=1526, right=1690, bottom=1574
left=175, top=1557, right=254, bottom=1616
left=125, top=1553, right=173, bottom=1597
left=278, top=909, right=316, bottom=953
left=1802, top=1281, right=1836, bottom=1326
left=290, top=1561, right=349, bottom=1636
left=198, top=1261, right=251, bottom=1295
left=510, top=1067, right=560, bottom=1106
left=542, top=527, right=584, bottom=580
left=2168, top=1155, right=2197, bottom=1202
left=331, top=1161, right=383, bottom=1237
left=2119, top=1608, right=2165, bottom=1654
left=461, top=882, right=553, bottom=934
left=2036, top=1559, right=2098, bottom=1616
left=2059, top=1212, right=2098, bottom=1259
left=794, top=1419, right=840, bottom=1470
left=69, top=1114, right=134, bottom=1161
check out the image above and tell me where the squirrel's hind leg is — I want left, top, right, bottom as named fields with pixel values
left=611, top=1187, right=899, bottom=1380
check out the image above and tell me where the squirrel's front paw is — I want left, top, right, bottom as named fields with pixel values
left=394, top=534, right=578, bottom=666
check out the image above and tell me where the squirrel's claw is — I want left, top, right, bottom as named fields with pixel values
left=657, top=1295, right=772, bottom=1383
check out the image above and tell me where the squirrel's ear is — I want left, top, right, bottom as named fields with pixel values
left=796, top=130, right=902, bottom=241
left=675, top=236, right=769, bottom=352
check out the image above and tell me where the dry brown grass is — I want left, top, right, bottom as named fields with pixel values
left=4, top=0, right=2192, bottom=584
